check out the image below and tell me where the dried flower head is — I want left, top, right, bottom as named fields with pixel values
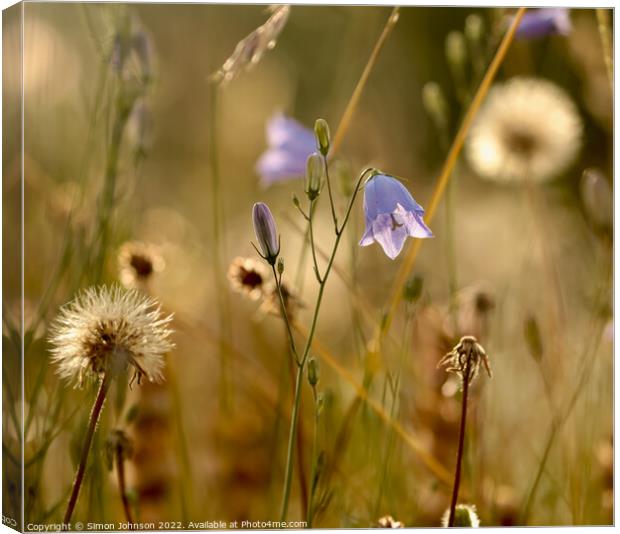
left=49, top=286, right=174, bottom=387
left=118, top=241, right=165, bottom=289
left=228, top=257, right=268, bottom=301
left=441, top=504, right=480, bottom=527
left=438, top=336, right=491, bottom=385
left=466, top=77, right=582, bottom=183
left=105, top=429, right=134, bottom=470
left=376, top=516, right=404, bottom=528
left=212, top=5, right=290, bottom=85
left=259, top=279, right=302, bottom=320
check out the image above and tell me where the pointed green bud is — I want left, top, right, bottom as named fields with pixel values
left=307, top=356, right=319, bottom=387
left=422, top=82, right=449, bottom=133
left=277, top=257, right=285, bottom=275
left=464, top=14, right=484, bottom=44
left=445, top=31, right=467, bottom=68
left=403, top=275, right=424, bottom=303
left=292, top=194, right=301, bottom=209
left=523, top=314, right=543, bottom=362
left=305, top=153, right=324, bottom=200
left=252, top=202, right=280, bottom=265
left=314, top=118, right=331, bottom=156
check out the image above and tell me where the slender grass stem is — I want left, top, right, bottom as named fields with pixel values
left=447, top=360, right=472, bottom=527
left=595, top=9, right=613, bottom=92
left=329, top=7, right=400, bottom=158
left=208, top=83, right=233, bottom=409
left=115, top=447, right=134, bottom=524
left=322, top=157, right=338, bottom=231
left=63, top=376, right=110, bottom=526
left=378, top=7, right=527, bottom=345
left=306, top=386, right=321, bottom=527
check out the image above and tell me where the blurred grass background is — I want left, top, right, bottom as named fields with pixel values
left=2, top=3, right=613, bottom=528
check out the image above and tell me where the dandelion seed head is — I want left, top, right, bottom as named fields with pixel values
left=438, top=335, right=491, bottom=385
left=376, top=515, right=404, bottom=528
left=228, top=257, right=268, bottom=301
left=212, top=5, right=290, bottom=85
left=118, top=241, right=165, bottom=289
left=48, top=285, right=174, bottom=387
left=466, top=77, right=582, bottom=183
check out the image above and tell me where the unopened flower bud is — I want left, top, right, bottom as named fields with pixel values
left=277, top=257, right=285, bottom=275
left=422, top=82, right=449, bottom=133
left=523, top=314, right=543, bottom=362
left=252, top=202, right=280, bottom=265
left=445, top=31, right=467, bottom=68
left=465, top=14, right=484, bottom=44
left=403, top=275, right=424, bottom=303
left=305, top=153, right=324, bottom=200
left=292, top=194, right=301, bottom=208
left=307, top=357, right=319, bottom=387
left=314, top=118, right=331, bottom=156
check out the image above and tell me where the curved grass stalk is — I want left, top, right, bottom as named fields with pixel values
left=329, top=7, right=401, bottom=159
left=375, top=7, right=527, bottom=347
left=292, top=321, right=453, bottom=486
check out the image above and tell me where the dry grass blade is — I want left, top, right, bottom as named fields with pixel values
left=377, top=7, right=528, bottom=344
left=293, top=320, right=453, bottom=485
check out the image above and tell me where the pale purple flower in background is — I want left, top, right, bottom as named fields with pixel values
left=256, top=113, right=316, bottom=186
left=359, top=174, right=433, bottom=260
left=514, top=8, right=571, bottom=39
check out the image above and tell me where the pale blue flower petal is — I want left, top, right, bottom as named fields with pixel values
left=515, top=8, right=571, bottom=39
left=359, top=174, right=433, bottom=259
left=257, top=113, right=316, bottom=185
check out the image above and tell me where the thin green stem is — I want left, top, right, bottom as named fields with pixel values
left=279, top=168, right=372, bottom=521
left=272, top=265, right=300, bottom=365
left=307, top=201, right=323, bottom=283
left=323, top=156, right=338, bottom=231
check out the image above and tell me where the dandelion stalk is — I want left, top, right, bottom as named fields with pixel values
left=447, top=358, right=471, bottom=527
left=63, top=376, right=110, bottom=525
left=439, top=336, right=492, bottom=525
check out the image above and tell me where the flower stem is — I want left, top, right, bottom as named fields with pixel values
left=115, top=446, right=134, bottom=524
left=278, top=169, right=372, bottom=521
left=280, top=362, right=305, bottom=522
left=63, top=376, right=110, bottom=526
left=447, top=361, right=471, bottom=527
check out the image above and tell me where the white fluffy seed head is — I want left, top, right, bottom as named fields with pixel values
left=48, top=285, right=174, bottom=387
left=466, top=77, right=582, bottom=183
